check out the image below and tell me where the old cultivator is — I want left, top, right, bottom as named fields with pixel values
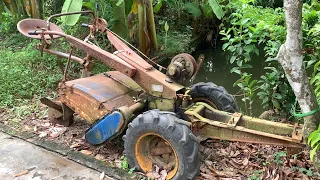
left=18, top=11, right=305, bottom=179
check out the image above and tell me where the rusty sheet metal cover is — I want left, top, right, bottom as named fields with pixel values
left=60, top=71, right=141, bottom=123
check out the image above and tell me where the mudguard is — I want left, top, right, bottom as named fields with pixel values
left=85, top=111, right=123, bottom=145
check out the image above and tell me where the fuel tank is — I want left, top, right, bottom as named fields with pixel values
left=59, top=71, right=142, bottom=123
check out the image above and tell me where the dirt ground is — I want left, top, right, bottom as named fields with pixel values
left=0, top=104, right=319, bottom=180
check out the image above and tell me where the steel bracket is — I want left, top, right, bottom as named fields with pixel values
left=227, top=112, right=242, bottom=128
left=292, top=123, right=303, bottom=142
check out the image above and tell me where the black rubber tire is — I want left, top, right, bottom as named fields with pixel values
left=189, top=82, right=238, bottom=113
left=123, top=110, right=200, bottom=180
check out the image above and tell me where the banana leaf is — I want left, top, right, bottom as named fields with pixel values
left=3, top=0, right=17, bottom=15
left=61, top=0, right=83, bottom=26
left=111, top=0, right=129, bottom=39
left=208, top=0, right=224, bottom=19
left=0, top=1, right=4, bottom=13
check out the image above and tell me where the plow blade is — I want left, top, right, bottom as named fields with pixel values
left=185, top=102, right=305, bottom=148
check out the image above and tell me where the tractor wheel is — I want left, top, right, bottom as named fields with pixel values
left=123, top=110, right=200, bottom=180
left=189, top=82, right=238, bottom=113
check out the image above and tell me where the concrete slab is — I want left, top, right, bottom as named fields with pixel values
left=0, top=132, right=112, bottom=180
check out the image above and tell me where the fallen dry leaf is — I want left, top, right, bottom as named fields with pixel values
left=100, top=171, right=105, bottom=180
left=242, top=158, right=249, bottom=166
left=80, top=150, right=93, bottom=155
left=159, top=169, right=167, bottom=180
left=200, top=172, right=217, bottom=180
left=38, top=131, right=48, bottom=138
left=95, top=154, right=105, bottom=161
left=49, top=127, right=67, bottom=138
left=70, top=143, right=81, bottom=149
left=14, top=170, right=28, bottom=177
left=33, top=126, right=37, bottom=132
left=41, top=122, right=51, bottom=127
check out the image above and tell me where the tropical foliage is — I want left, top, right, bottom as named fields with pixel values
left=220, top=0, right=320, bottom=118
left=1, top=0, right=43, bottom=18
left=308, top=125, right=320, bottom=161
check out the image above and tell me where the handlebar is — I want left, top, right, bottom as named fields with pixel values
left=28, top=30, right=40, bottom=35
left=47, top=10, right=95, bottom=30
left=82, top=23, right=89, bottom=27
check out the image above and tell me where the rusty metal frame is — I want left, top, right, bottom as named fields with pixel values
left=185, top=102, right=305, bottom=148
left=27, top=28, right=184, bottom=100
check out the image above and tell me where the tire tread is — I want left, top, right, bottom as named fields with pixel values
left=124, top=110, right=199, bottom=180
left=189, top=82, right=238, bottom=113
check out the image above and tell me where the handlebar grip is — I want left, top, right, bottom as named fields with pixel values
left=28, top=30, right=39, bottom=35
left=82, top=23, right=89, bottom=27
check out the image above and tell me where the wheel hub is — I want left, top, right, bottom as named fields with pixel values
left=135, top=133, right=178, bottom=179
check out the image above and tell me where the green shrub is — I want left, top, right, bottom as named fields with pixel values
left=220, top=0, right=319, bottom=117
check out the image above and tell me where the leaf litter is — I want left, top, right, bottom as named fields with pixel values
left=1, top=105, right=320, bottom=180
left=198, top=139, right=319, bottom=179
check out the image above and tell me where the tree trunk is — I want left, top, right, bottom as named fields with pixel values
left=277, top=0, right=320, bottom=140
left=30, top=0, right=40, bottom=18
left=278, top=2, right=320, bottom=170
left=277, top=0, right=320, bottom=172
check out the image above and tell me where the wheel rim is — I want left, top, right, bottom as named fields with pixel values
left=135, top=133, right=178, bottom=179
left=193, top=97, right=218, bottom=109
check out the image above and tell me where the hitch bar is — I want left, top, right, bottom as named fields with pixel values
left=185, top=102, right=305, bottom=148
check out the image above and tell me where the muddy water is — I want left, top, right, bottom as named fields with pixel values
left=191, top=46, right=267, bottom=116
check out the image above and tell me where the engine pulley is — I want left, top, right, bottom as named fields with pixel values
left=166, top=53, right=197, bottom=85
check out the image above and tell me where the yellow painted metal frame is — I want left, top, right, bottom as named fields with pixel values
left=185, top=102, right=305, bottom=148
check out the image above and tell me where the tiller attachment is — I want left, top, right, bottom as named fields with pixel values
left=40, top=98, right=74, bottom=126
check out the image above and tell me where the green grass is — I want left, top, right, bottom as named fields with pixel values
left=0, top=36, right=62, bottom=107
left=0, top=33, right=110, bottom=108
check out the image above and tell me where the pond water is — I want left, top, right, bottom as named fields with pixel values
left=190, top=45, right=267, bottom=116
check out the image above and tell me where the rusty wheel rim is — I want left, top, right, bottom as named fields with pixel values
left=135, top=133, right=178, bottom=179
